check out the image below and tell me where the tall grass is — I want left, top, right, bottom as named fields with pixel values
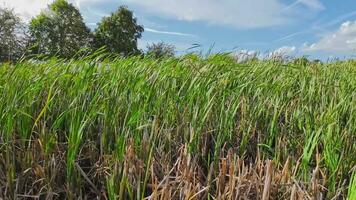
left=0, top=55, right=355, bottom=199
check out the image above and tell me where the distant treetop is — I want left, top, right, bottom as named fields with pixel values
left=94, top=6, right=144, bottom=56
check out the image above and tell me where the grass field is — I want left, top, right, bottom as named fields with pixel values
left=0, top=55, right=355, bottom=199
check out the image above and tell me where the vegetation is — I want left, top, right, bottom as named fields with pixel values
left=0, top=1, right=144, bottom=60
left=94, top=6, right=144, bottom=56
left=0, top=7, right=28, bottom=62
left=0, top=55, right=355, bottom=199
left=146, top=42, right=176, bottom=58
left=28, top=0, right=92, bottom=58
left=0, top=1, right=354, bottom=199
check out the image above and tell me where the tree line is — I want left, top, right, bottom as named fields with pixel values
left=0, top=0, right=174, bottom=62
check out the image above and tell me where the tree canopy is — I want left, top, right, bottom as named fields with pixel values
left=0, top=7, right=27, bottom=62
left=94, top=6, right=144, bottom=56
left=1, top=1, right=146, bottom=61
left=146, top=42, right=175, bottom=58
left=29, top=0, right=91, bottom=58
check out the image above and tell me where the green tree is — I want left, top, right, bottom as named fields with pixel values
left=94, top=6, right=144, bottom=56
left=292, top=56, right=310, bottom=66
left=29, top=0, right=91, bottom=58
left=0, top=7, right=27, bottom=62
left=146, top=42, right=175, bottom=58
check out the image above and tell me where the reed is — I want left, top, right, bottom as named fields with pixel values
left=0, top=55, right=355, bottom=199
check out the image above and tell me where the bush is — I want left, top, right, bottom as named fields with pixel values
left=146, top=42, right=175, bottom=58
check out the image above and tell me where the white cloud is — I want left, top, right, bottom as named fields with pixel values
left=0, top=0, right=54, bottom=21
left=231, top=50, right=258, bottom=62
left=145, top=28, right=196, bottom=37
left=123, top=0, right=293, bottom=29
left=0, top=0, right=91, bottom=21
left=303, top=21, right=356, bottom=53
left=81, top=0, right=325, bottom=29
left=273, top=46, right=297, bottom=55
left=346, top=38, right=356, bottom=44
left=266, top=46, right=296, bottom=59
left=232, top=46, right=297, bottom=62
left=0, top=0, right=325, bottom=29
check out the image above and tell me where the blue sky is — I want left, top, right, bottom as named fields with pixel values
left=1, top=0, right=356, bottom=59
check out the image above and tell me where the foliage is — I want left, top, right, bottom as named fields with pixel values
left=291, top=56, right=310, bottom=66
left=94, top=6, right=144, bottom=56
left=146, top=42, right=175, bottom=58
left=2, top=2, right=145, bottom=60
left=349, top=171, right=356, bottom=200
left=28, top=0, right=91, bottom=58
left=0, top=7, right=28, bottom=62
left=0, top=55, right=355, bottom=199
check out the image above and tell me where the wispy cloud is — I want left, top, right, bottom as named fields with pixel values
left=316, top=10, right=356, bottom=29
left=145, top=28, right=197, bottom=37
left=274, top=10, right=356, bottom=44
left=85, top=6, right=110, bottom=17
left=284, top=0, right=325, bottom=11
left=297, top=0, right=325, bottom=11
left=274, top=31, right=309, bottom=42
left=71, top=0, right=105, bottom=9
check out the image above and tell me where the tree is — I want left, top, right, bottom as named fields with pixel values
left=0, top=7, right=28, bottom=62
left=292, top=56, right=310, bottom=66
left=29, top=0, right=91, bottom=58
left=94, top=6, right=144, bottom=56
left=146, top=42, right=175, bottom=58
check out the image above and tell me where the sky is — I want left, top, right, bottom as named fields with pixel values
left=1, top=0, right=356, bottom=59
